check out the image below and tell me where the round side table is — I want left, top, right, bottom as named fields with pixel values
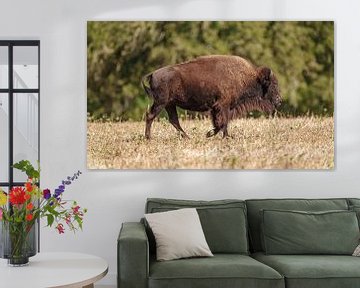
left=0, top=252, right=108, bottom=288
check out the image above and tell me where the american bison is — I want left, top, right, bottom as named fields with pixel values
left=142, top=55, right=282, bottom=139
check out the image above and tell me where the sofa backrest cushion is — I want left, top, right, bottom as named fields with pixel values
left=261, top=209, right=359, bottom=255
left=145, top=198, right=249, bottom=254
left=348, top=198, right=360, bottom=207
left=350, top=206, right=360, bottom=226
left=246, top=198, right=349, bottom=252
left=347, top=199, right=360, bottom=228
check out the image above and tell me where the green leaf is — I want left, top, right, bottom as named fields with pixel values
left=47, top=214, right=54, bottom=227
left=45, top=205, right=60, bottom=217
left=13, top=160, right=40, bottom=180
left=74, top=215, right=83, bottom=230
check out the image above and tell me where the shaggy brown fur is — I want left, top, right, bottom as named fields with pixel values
left=142, top=55, right=282, bottom=139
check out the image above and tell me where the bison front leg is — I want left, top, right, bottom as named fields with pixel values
left=222, top=125, right=230, bottom=138
left=206, top=126, right=229, bottom=138
left=145, top=103, right=165, bottom=139
left=206, top=127, right=220, bottom=138
left=165, top=105, right=189, bottom=139
left=207, top=104, right=230, bottom=138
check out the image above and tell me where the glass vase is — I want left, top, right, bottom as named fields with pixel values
left=0, top=220, right=37, bottom=266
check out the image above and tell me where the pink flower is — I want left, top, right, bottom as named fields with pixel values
left=56, top=223, right=65, bottom=234
left=0, top=208, right=3, bottom=220
left=65, top=214, right=71, bottom=225
left=72, top=205, right=80, bottom=215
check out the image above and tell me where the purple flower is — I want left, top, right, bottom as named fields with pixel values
left=54, top=189, right=63, bottom=198
left=43, top=189, right=51, bottom=200
left=54, top=171, right=82, bottom=199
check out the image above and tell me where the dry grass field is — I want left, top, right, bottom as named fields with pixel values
left=87, top=117, right=334, bottom=169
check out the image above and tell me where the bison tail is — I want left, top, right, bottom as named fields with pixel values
left=141, top=73, right=154, bottom=99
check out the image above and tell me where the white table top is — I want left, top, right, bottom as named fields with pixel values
left=0, top=252, right=108, bottom=288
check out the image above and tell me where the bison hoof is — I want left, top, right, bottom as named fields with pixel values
left=223, top=134, right=233, bottom=139
left=181, top=133, right=190, bottom=139
left=206, top=130, right=215, bottom=138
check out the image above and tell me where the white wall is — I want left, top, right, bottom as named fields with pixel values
left=1, top=0, right=360, bottom=286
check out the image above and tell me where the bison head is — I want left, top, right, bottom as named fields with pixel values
left=258, top=67, right=282, bottom=110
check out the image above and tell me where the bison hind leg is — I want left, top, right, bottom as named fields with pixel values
left=165, top=105, right=189, bottom=139
left=145, top=102, right=165, bottom=139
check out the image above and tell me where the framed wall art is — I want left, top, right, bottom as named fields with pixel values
left=87, top=21, right=334, bottom=169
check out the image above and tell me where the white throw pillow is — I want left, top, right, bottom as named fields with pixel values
left=353, top=244, right=360, bottom=256
left=145, top=208, right=213, bottom=261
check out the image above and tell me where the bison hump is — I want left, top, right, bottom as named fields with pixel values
left=195, top=55, right=255, bottom=69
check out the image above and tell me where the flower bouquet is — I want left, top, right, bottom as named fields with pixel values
left=0, top=160, right=87, bottom=266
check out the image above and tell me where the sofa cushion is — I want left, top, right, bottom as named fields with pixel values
left=246, top=198, right=349, bottom=252
left=349, top=205, right=360, bottom=228
left=146, top=198, right=249, bottom=254
left=252, top=252, right=360, bottom=288
left=145, top=208, right=213, bottom=261
left=261, top=209, right=359, bottom=255
left=149, top=254, right=284, bottom=288
left=347, top=199, right=360, bottom=229
left=347, top=198, right=360, bottom=207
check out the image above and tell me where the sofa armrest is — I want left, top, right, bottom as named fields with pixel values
left=118, top=222, right=149, bottom=288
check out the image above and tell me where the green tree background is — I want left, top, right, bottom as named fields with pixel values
left=87, top=21, right=334, bottom=121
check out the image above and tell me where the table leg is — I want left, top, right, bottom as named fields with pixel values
left=82, top=284, right=94, bottom=288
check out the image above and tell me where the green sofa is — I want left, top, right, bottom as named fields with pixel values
left=118, top=198, right=360, bottom=288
